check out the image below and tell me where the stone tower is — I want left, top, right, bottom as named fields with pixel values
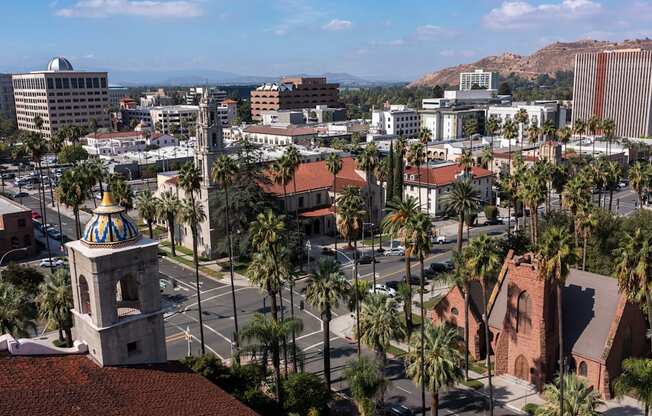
left=66, top=192, right=167, bottom=367
left=195, top=89, right=223, bottom=188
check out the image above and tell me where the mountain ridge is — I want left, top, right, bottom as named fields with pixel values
left=409, top=38, right=652, bottom=88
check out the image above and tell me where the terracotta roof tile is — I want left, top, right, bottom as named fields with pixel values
left=404, top=164, right=493, bottom=187
left=0, top=354, right=258, bottom=416
left=87, top=131, right=144, bottom=140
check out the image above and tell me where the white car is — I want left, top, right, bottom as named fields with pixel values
left=383, top=247, right=405, bottom=257
left=432, top=235, right=447, bottom=244
left=369, top=284, right=397, bottom=297
left=39, top=258, right=65, bottom=268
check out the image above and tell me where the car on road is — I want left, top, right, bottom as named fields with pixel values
left=618, top=181, right=628, bottom=189
left=1, top=173, right=15, bottom=180
left=31, top=211, right=41, bottom=220
left=13, top=191, right=28, bottom=198
left=385, top=280, right=401, bottom=291
left=369, top=284, right=396, bottom=297
left=382, top=403, right=414, bottom=416
left=320, top=247, right=335, bottom=256
left=484, top=218, right=504, bottom=226
left=428, top=261, right=454, bottom=275
left=47, top=229, right=62, bottom=240
left=431, top=235, right=447, bottom=244
left=39, top=258, right=65, bottom=268
left=383, top=246, right=405, bottom=257
left=358, top=255, right=377, bottom=264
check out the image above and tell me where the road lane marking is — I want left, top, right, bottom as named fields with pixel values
left=396, top=385, right=412, bottom=395
left=180, top=311, right=234, bottom=345
left=183, top=286, right=253, bottom=310
left=296, top=330, right=322, bottom=341
left=303, top=336, right=342, bottom=351
left=167, top=323, right=224, bottom=360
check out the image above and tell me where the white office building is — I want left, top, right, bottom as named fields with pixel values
left=459, top=69, right=499, bottom=91
left=371, top=105, right=419, bottom=139
left=420, top=107, right=485, bottom=141
left=487, top=102, right=569, bottom=142
left=184, top=87, right=227, bottom=105
left=83, top=131, right=179, bottom=156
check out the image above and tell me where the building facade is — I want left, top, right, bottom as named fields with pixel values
left=184, top=87, right=227, bottom=105
left=149, top=105, right=198, bottom=135
left=420, top=107, right=485, bottom=141
left=250, top=77, right=340, bottom=120
left=459, top=69, right=499, bottom=91
left=242, top=125, right=318, bottom=146
left=83, top=131, right=179, bottom=156
left=0, top=73, right=16, bottom=124
left=108, top=85, right=129, bottom=109
left=0, top=196, right=36, bottom=259
left=371, top=105, right=419, bottom=139
left=573, top=49, right=652, bottom=138
left=12, top=57, right=110, bottom=139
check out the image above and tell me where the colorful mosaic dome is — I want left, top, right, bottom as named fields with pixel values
left=82, top=192, right=141, bottom=247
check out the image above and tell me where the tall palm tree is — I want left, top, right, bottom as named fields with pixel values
left=357, top=143, right=380, bottom=288
left=562, top=176, right=591, bottom=244
left=558, top=126, right=572, bottom=158
left=479, top=147, right=493, bottom=170
left=614, top=228, right=652, bottom=353
left=514, top=109, right=529, bottom=151
left=408, top=142, right=426, bottom=208
left=135, top=190, right=158, bottom=239
left=466, top=235, right=501, bottom=415
left=343, top=356, right=387, bottom=416
left=485, top=115, right=501, bottom=159
left=459, top=150, right=474, bottom=174
left=179, top=198, right=207, bottom=354
left=271, top=155, right=293, bottom=216
left=382, top=196, right=419, bottom=336
left=602, top=118, right=616, bottom=156
left=573, top=119, right=587, bottom=161
left=178, top=161, right=202, bottom=207
left=463, top=117, right=479, bottom=152
left=526, top=124, right=541, bottom=146
left=326, top=153, right=343, bottom=254
left=605, top=161, right=622, bottom=212
left=37, top=269, right=73, bottom=347
left=407, top=211, right=432, bottom=414
left=537, top=374, right=603, bottom=416
left=157, top=191, right=181, bottom=256
left=241, top=313, right=303, bottom=403
left=629, top=161, right=647, bottom=208
left=577, top=209, right=597, bottom=271
left=542, top=119, right=557, bottom=144
left=0, top=281, right=36, bottom=337
left=358, top=292, right=405, bottom=406
left=304, top=258, right=350, bottom=388
left=284, top=145, right=303, bottom=258
left=536, top=226, right=577, bottom=416
left=336, top=186, right=366, bottom=355
left=110, top=176, right=134, bottom=211
left=405, top=323, right=464, bottom=416
left=55, top=168, right=87, bottom=239
left=587, top=114, right=602, bottom=159
left=614, top=358, right=652, bottom=416
left=443, top=179, right=480, bottom=252
left=212, top=154, right=241, bottom=363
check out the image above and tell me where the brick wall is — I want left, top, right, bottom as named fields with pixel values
left=432, top=285, right=483, bottom=360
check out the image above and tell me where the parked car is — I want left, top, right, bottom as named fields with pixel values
left=39, top=258, right=65, bottom=268
left=385, top=280, right=401, bottom=291
left=358, top=255, right=376, bottom=264
left=484, top=218, right=504, bottom=226
left=47, top=229, right=62, bottom=240
left=369, top=284, right=396, bottom=297
left=31, top=211, right=41, bottom=220
left=432, top=235, right=447, bottom=244
left=382, top=403, right=414, bottom=416
left=428, top=261, right=453, bottom=274
left=1, top=173, right=15, bottom=180
left=13, top=191, right=28, bottom=198
left=383, top=247, right=405, bottom=257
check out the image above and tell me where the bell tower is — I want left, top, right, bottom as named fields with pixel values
left=66, top=192, right=167, bottom=367
left=195, top=89, right=223, bottom=187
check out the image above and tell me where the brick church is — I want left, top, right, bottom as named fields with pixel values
left=432, top=251, right=649, bottom=398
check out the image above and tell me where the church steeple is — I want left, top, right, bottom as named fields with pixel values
left=195, top=89, right=223, bottom=187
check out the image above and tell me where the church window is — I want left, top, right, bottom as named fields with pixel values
left=79, top=275, right=91, bottom=315
left=517, top=291, right=532, bottom=334
left=451, top=307, right=459, bottom=316
left=578, top=361, right=588, bottom=377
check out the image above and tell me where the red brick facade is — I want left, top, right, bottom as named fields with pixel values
left=432, top=285, right=483, bottom=360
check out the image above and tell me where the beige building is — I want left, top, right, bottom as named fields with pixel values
left=12, top=57, right=110, bottom=139
left=250, top=77, right=340, bottom=120
left=573, top=49, right=652, bottom=138
left=242, top=125, right=318, bottom=146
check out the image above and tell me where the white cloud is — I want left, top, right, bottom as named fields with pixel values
left=440, top=49, right=476, bottom=58
left=56, top=0, right=203, bottom=19
left=322, top=19, right=352, bottom=31
left=414, top=25, right=456, bottom=39
left=483, top=0, right=602, bottom=30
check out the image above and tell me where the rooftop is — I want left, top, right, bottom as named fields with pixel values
left=244, top=125, right=319, bottom=137
left=0, top=196, right=30, bottom=215
left=404, top=164, right=493, bottom=187
left=0, top=354, right=258, bottom=416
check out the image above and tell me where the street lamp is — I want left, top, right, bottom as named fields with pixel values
left=0, top=247, right=29, bottom=278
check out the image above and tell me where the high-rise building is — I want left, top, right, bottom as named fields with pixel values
left=250, top=77, right=340, bottom=120
left=371, top=105, right=419, bottom=139
left=12, top=57, right=110, bottom=139
left=0, top=73, right=16, bottom=123
left=184, top=87, right=227, bottom=105
left=573, top=49, right=652, bottom=138
left=108, top=85, right=129, bottom=109
left=459, top=69, right=499, bottom=91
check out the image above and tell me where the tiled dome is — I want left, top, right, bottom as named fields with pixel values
left=82, top=192, right=140, bottom=247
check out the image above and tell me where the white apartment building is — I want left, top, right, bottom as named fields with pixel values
left=83, top=131, right=179, bottom=156
left=0, top=73, right=15, bottom=123
left=420, top=107, right=485, bottom=141
left=573, top=49, right=652, bottom=139
left=140, top=89, right=175, bottom=107
left=12, top=57, right=110, bottom=139
left=149, top=105, right=198, bottom=135
left=371, top=105, right=419, bottom=139
left=459, top=69, right=499, bottom=91
left=487, top=102, right=569, bottom=142
left=404, top=164, right=494, bottom=216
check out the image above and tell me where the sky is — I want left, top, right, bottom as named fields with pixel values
left=1, top=0, right=652, bottom=81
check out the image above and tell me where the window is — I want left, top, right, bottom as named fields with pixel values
left=47, top=78, right=54, bottom=89
left=62, top=78, right=70, bottom=89
left=451, top=307, right=459, bottom=316
left=517, top=291, right=532, bottom=334
left=115, top=274, right=141, bottom=317
left=298, top=196, right=304, bottom=208
left=127, top=341, right=141, bottom=357
left=55, top=78, right=62, bottom=89
left=79, top=275, right=91, bottom=315
left=316, top=193, right=322, bottom=204
left=93, top=78, right=99, bottom=88
left=86, top=78, right=93, bottom=88
left=578, top=361, right=588, bottom=377
left=71, top=78, right=78, bottom=89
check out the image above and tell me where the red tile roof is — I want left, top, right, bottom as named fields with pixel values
left=300, top=207, right=335, bottom=218
left=261, top=156, right=366, bottom=196
left=222, top=98, right=238, bottom=105
left=244, top=125, right=318, bottom=137
left=0, top=354, right=258, bottom=416
left=87, top=131, right=144, bottom=140
left=404, top=164, right=493, bottom=187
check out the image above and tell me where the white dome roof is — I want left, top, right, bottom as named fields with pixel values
left=47, top=57, right=74, bottom=72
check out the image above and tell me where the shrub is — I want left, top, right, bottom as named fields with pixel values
left=484, top=205, right=498, bottom=221
left=237, top=388, right=280, bottom=416
left=464, top=210, right=477, bottom=227
left=281, top=372, right=331, bottom=416
left=522, top=403, right=539, bottom=415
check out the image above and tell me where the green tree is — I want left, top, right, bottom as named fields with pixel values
left=281, top=372, right=331, bottom=416
left=604, top=161, right=622, bottom=212
left=357, top=142, right=380, bottom=224
left=408, top=142, right=426, bottom=207
left=536, top=374, right=603, bottom=416
left=157, top=190, right=181, bottom=257
left=558, top=126, right=572, bottom=158
left=498, top=81, right=512, bottom=96
left=55, top=168, right=88, bottom=238
left=135, top=190, right=158, bottom=239
left=57, top=144, right=89, bottom=164
left=405, top=323, right=464, bottom=416
left=573, top=119, right=587, bottom=161
left=386, top=141, right=395, bottom=203
left=304, top=258, right=350, bottom=388
left=326, top=153, right=343, bottom=253
left=443, top=179, right=480, bottom=252
left=0, top=281, right=36, bottom=337
left=613, top=358, right=652, bottom=416
left=577, top=210, right=597, bottom=271
left=37, top=269, right=73, bottom=346
left=536, top=226, right=577, bottom=416
left=629, top=161, right=647, bottom=208
left=108, top=175, right=134, bottom=211
left=393, top=136, right=407, bottom=201
left=343, top=356, right=387, bottom=416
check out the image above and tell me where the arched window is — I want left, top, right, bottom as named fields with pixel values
left=578, top=361, right=588, bottom=377
left=514, top=354, right=529, bottom=381
left=451, top=307, right=459, bottom=316
left=79, top=275, right=91, bottom=315
left=116, top=274, right=141, bottom=318
left=517, top=291, right=532, bottom=334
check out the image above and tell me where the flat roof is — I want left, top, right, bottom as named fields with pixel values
left=0, top=196, right=30, bottom=215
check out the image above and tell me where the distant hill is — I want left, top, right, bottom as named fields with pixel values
left=409, top=38, right=652, bottom=88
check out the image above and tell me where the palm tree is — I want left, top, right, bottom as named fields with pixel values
left=502, top=118, right=517, bottom=174
left=479, top=147, right=493, bottom=170
left=443, top=179, right=480, bottom=252
left=178, top=161, right=202, bottom=207
left=336, top=186, right=366, bottom=355
left=271, top=155, right=293, bottom=216
left=157, top=191, right=181, bottom=256
left=466, top=235, right=501, bottom=415
left=587, top=114, right=601, bottom=159
left=37, top=269, right=73, bottom=347
left=605, top=161, right=622, bottom=212
left=382, top=196, right=419, bottom=336
left=357, top=143, right=380, bottom=223
left=406, top=211, right=432, bottom=413
left=459, top=150, right=474, bottom=174
left=463, top=117, right=479, bottom=152
left=526, top=124, right=541, bottom=146
left=284, top=145, right=303, bottom=257
left=358, top=293, right=404, bottom=406
left=326, top=153, right=343, bottom=253
left=241, top=314, right=303, bottom=403
left=562, top=176, right=591, bottom=244
left=179, top=198, right=207, bottom=355
left=573, top=119, right=587, bottom=160
left=537, top=374, right=603, bottom=416
left=305, top=258, right=350, bottom=388
left=542, top=119, right=557, bottom=144
left=55, top=168, right=87, bottom=239
left=577, top=209, right=597, bottom=271
left=408, top=142, right=426, bottom=208
left=514, top=109, right=529, bottom=151
left=629, top=161, right=647, bottom=208
left=614, top=358, right=652, bottom=416
left=343, top=356, right=387, bottom=416
left=0, top=281, right=36, bottom=337
left=109, top=176, right=134, bottom=211
left=558, top=126, right=572, bottom=158
left=536, top=226, right=577, bottom=416
left=485, top=115, right=501, bottom=158
left=405, top=323, right=464, bottom=416
left=212, top=154, right=241, bottom=363
left=614, top=228, right=652, bottom=353
left=602, top=118, right=616, bottom=156
left=135, top=190, right=158, bottom=239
